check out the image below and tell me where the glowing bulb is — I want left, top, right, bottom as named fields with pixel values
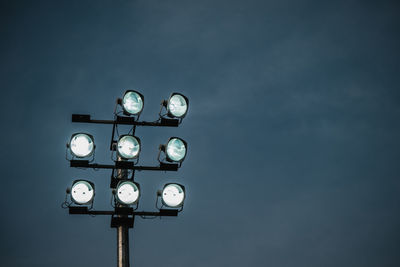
left=117, top=135, right=140, bottom=159
left=116, top=181, right=140, bottom=205
left=71, top=180, right=94, bottom=205
left=162, top=183, right=185, bottom=208
left=70, top=133, right=95, bottom=158
left=166, top=138, right=187, bottom=162
left=122, top=91, right=144, bottom=115
left=167, top=93, right=188, bottom=118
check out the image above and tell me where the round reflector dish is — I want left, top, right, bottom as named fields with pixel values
left=116, top=181, right=140, bottom=205
left=166, top=138, right=186, bottom=162
left=162, top=183, right=185, bottom=208
left=122, top=91, right=144, bottom=115
left=71, top=180, right=94, bottom=205
left=168, top=94, right=188, bottom=118
left=70, top=133, right=94, bottom=158
left=117, top=135, right=140, bottom=159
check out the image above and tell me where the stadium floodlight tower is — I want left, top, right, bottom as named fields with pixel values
left=62, top=90, right=189, bottom=267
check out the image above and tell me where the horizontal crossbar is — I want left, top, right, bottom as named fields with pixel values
left=69, top=207, right=179, bottom=217
left=70, top=160, right=179, bottom=171
left=72, top=114, right=179, bottom=127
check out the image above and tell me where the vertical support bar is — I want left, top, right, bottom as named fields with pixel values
left=117, top=224, right=130, bottom=267
left=110, top=121, right=116, bottom=151
left=117, top=157, right=130, bottom=267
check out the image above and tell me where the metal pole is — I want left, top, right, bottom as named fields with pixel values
left=117, top=156, right=130, bottom=267
left=117, top=223, right=130, bottom=267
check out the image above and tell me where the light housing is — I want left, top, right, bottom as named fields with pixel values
left=68, top=133, right=95, bottom=158
left=115, top=181, right=140, bottom=205
left=70, top=180, right=95, bottom=205
left=165, top=93, right=189, bottom=119
left=161, top=183, right=185, bottom=208
left=163, top=137, right=187, bottom=163
left=121, top=90, right=144, bottom=116
left=117, top=135, right=141, bottom=160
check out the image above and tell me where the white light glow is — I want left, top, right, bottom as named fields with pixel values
left=168, top=94, right=188, bottom=118
left=162, top=184, right=185, bottom=208
left=116, top=181, right=139, bottom=205
left=117, top=136, right=140, bottom=159
left=166, top=138, right=186, bottom=162
left=70, top=133, right=94, bottom=158
left=71, top=181, right=94, bottom=205
left=122, top=91, right=143, bottom=115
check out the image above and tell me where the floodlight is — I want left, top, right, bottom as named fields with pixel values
left=166, top=93, right=189, bottom=118
left=165, top=137, right=187, bottom=162
left=161, top=183, right=185, bottom=208
left=115, top=181, right=140, bottom=205
left=70, top=180, right=95, bottom=205
left=121, top=90, right=144, bottom=115
left=69, top=133, right=95, bottom=158
left=117, top=135, right=141, bottom=159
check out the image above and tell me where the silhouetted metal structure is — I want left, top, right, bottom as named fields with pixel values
left=64, top=92, right=188, bottom=267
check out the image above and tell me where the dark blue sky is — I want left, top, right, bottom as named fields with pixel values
left=1, top=0, right=399, bottom=266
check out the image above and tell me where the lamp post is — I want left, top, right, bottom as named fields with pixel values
left=62, top=91, right=189, bottom=267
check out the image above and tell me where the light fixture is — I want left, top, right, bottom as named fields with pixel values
left=70, top=180, right=95, bottom=205
left=162, top=137, right=187, bottom=163
left=68, top=133, right=95, bottom=158
left=121, top=90, right=144, bottom=116
left=161, top=183, right=185, bottom=208
left=117, top=135, right=141, bottom=159
left=115, top=181, right=140, bottom=205
left=165, top=93, right=189, bottom=119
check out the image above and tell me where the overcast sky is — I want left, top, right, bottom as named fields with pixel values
left=1, top=0, right=399, bottom=266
